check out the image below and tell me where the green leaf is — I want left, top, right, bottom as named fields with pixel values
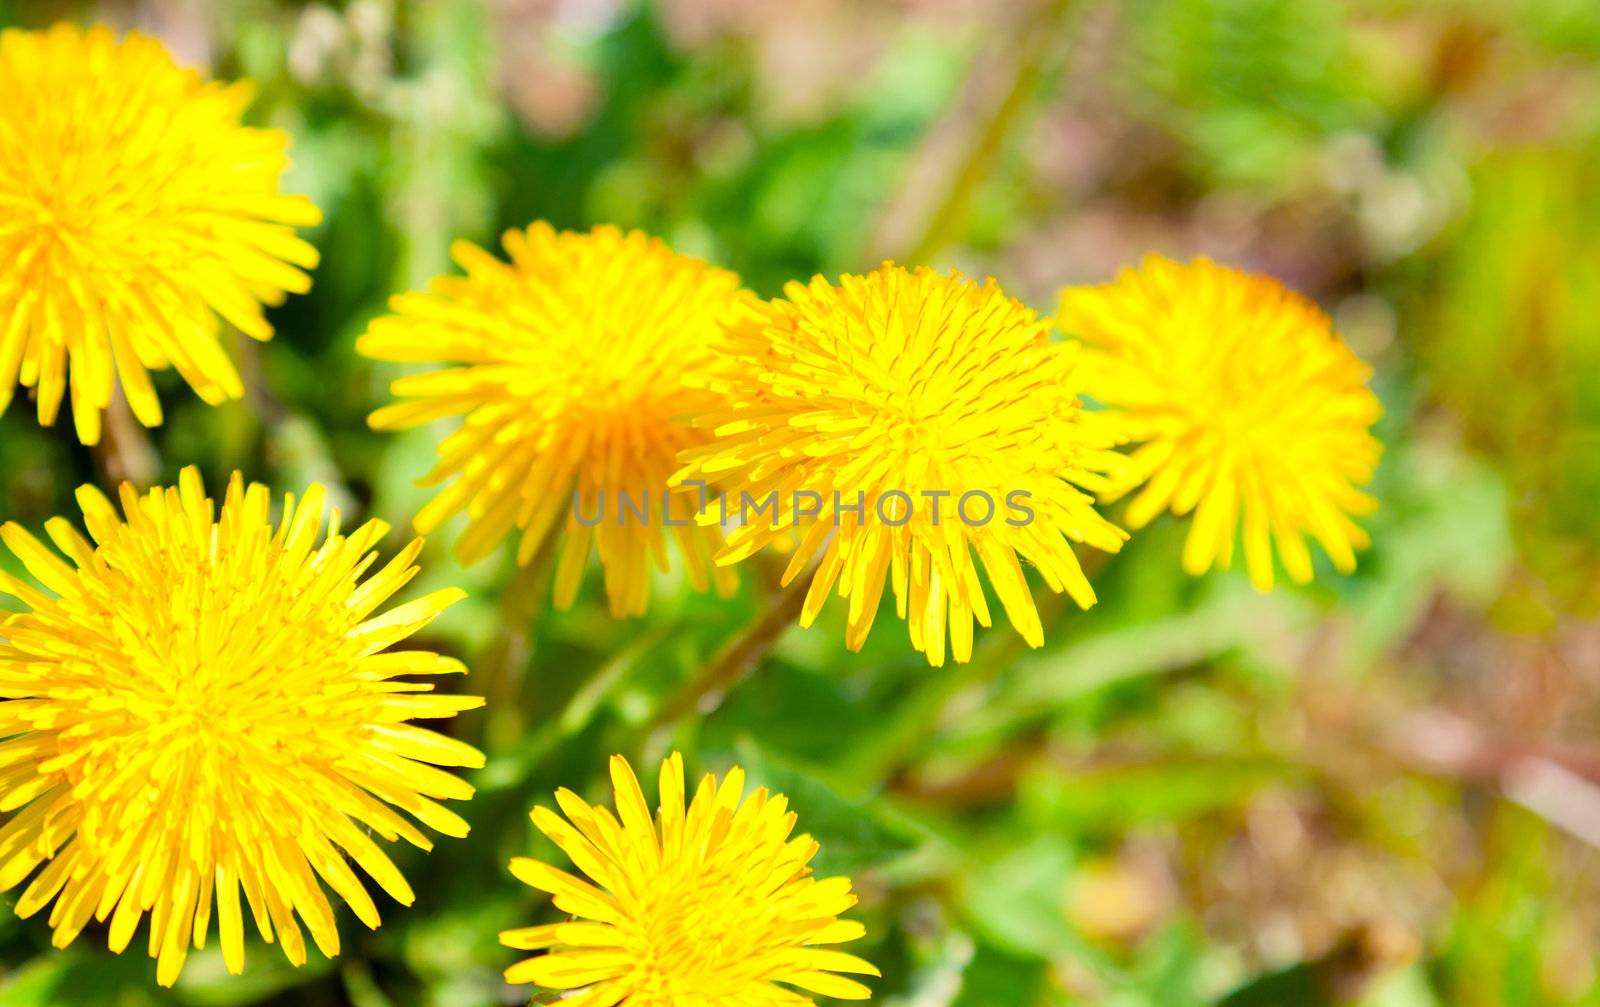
left=957, top=835, right=1127, bottom=991
left=732, top=738, right=920, bottom=878
left=1217, top=963, right=1335, bottom=1007
left=950, top=940, right=1051, bottom=1007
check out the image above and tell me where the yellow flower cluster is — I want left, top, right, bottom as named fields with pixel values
left=0, top=19, right=1385, bottom=1002
left=362, top=240, right=1379, bottom=662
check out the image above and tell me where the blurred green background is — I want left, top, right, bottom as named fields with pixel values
left=3, top=0, right=1600, bottom=1004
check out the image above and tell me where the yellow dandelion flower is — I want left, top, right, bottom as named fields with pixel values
left=501, top=752, right=878, bottom=1004
left=359, top=223, right=749, bottom=617
left=0, top=467, right=483, bottom=986
left=0, top=23, right=322, bottom=445
left=676, top=264, right=1128, bottom=666
left=1057, top=255, right=1383, bottom=590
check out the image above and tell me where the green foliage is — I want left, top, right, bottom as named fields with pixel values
left=1423, top=144, right=1600, bottom=608
left=1122, top=0, right=1371, bottom=185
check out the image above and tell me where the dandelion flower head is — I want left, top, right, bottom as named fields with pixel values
left=360, top=224, right=751, bottom=617
left=0, top=468, right=482, bottom=984
left=1057, top=255, right=1382, bottom=589
left=678, top=263, right=1128, bottom=666
left=501, top=752, right=878, bottom=1005
left=0, top=24, right=322, bottom=444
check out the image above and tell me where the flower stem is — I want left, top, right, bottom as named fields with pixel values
left=91, top=392, right=158, bottom=490
left=649, top=566, right=812, bottom=736
left=473, top=534, right=557, bottom=749
left=903, top=0, right=1074, bottom=266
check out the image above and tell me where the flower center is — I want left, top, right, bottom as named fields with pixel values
left=623, top=865, right=776, bottom=996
